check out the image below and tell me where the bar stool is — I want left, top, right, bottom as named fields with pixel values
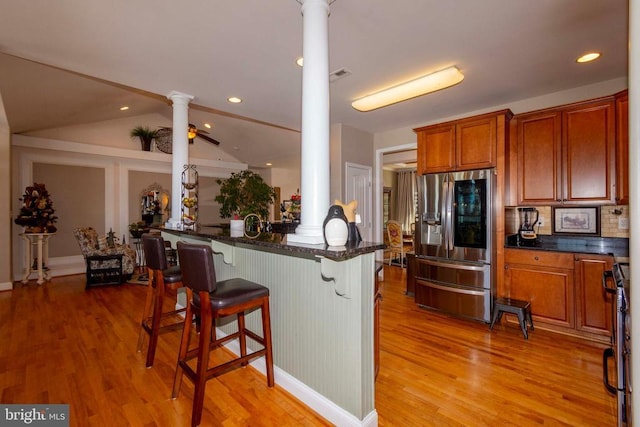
left=136, top=234, right=185, bottom=367
left=173, top=241, right=274, bottom=427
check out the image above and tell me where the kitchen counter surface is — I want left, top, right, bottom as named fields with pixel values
left=162, top=226, right=385, bottom=261
left=505, top=234, right=629, bottom=260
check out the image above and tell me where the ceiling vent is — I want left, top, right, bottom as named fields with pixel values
left=329, top=68, right=352, bottom=83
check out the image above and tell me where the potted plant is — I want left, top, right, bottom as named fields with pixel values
left=130, top=126, right=158, bottom=151
left=215, top=170, right=276, bottom=236
left=128, top=221, right=149, bottom=238
left=14, top=183, right=58, bottom=233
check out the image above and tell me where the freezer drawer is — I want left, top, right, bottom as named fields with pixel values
left=415, top=257, right=490, bottom=290
left=415, top=278, right=491, bottom=323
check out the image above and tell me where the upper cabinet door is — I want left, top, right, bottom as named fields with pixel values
left=456, top=116, right=497, bottom=171
left=416, top=124, right=456, bottom=174
left=515, top=97, right=616, bottom=205
left=415, top=111, right=506, bottom=175
left=615, top=90, right=628, bottom=204
left=562, top=100, right=615, bottom=204
left=517, top=111, right=562, bottom=205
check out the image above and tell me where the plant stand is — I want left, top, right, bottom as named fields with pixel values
left=181, top=165, right=198, bottom=230
left=20, top=232, right=55, bottom=285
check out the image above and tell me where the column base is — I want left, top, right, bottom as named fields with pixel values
left=164, top=218, right=183, bottom=230
left=287, top=224, right=325, bottom=245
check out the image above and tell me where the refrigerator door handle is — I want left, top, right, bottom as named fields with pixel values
left=447, top=180, right=454, bottom=250
left=441, top=179, right=449, bottom=250
left=423, top=281, right=487, bottom=297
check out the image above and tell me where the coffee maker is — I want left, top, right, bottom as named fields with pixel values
left=518, top=207, right=539, bottom=246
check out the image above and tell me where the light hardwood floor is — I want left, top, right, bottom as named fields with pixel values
left=0, top=266, right=616, bottom=426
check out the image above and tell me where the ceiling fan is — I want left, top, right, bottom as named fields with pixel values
left=154, top=124, right=221, bottom=154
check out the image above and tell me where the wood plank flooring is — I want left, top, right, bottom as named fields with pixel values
left=0, top=266, right=616, bottom=426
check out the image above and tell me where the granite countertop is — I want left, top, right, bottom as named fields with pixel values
left=162, top=226, right=385, bottom=261
left=505, top=234, right=629, bottom=260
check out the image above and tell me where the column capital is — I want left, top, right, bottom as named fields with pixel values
left=167, top=91, right=195, bottom=104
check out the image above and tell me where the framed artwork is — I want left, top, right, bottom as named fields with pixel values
left=552, top=206, right=600, bottom=236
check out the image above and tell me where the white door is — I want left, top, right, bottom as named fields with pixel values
left=345, top=162, right=372, bottom=242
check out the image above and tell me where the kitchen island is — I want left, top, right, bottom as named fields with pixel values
left=162, top=227, right=384, bottom=427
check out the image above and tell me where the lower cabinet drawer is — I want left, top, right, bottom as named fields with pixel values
left=505, top=248, right=574, bottom=269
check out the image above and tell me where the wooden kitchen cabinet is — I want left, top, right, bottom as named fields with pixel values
left=615, top=90, right=628, bottom=204
left=415, top=110, right=510, bottom=174
left=416, top=123, right=456, bottom=173
left=504, top=248, right=613, bottom=342
left=504, top=248, right=575, bottom=328
left=515, top=97, right=616, bottom=205
left=575, top=254, right=613, bottom=338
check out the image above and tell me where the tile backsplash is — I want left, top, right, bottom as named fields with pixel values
left=506, top=205, right=629, bottom=239
left=601, top=205, right=629, bottom=238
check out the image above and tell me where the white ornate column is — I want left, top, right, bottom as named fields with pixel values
left=288, top=0, right=331, bottom=245
left=165, top=91, right=194, bottom=229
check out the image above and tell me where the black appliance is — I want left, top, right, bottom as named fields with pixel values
left=603, top=263, right=632, bottom=426
left=517, top=207, right=539, bottom=246
left=415, top=169, right=494, bottom=322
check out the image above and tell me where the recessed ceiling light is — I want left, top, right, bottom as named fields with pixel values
left=227, top=97, right=242, bottom=104
left=296, top=57, right=304, bottom=67
left=204, top=123, right=212, bottom=129
left=119, top=106, right=129, bottom=111
left=266, top=162, right=273, bottom=166
left=577, top=52, right=601, bottom=63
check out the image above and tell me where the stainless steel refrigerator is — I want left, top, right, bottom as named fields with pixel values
left=415, top=168, right=495, bottom=322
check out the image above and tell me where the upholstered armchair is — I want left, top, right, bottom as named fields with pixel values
left=73, top=227, right=136, bottom=286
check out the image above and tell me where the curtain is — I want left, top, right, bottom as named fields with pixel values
left=395, top=170, right=416, bottom=233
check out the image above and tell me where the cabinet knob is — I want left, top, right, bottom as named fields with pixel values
left=534, top=256, right=539, bottom=261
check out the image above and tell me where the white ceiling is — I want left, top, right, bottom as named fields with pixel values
left=0, top=0, right=628, bottom=168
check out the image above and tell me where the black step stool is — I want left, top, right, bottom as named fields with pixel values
left=489, top=297, right=534, bottom=339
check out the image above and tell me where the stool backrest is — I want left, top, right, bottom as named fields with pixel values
left=176, top=241, right=217, bottom=293
left=142, top=234, right=169, bottom=271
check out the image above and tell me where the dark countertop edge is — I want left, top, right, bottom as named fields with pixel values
left=162, top=228, right=385, bottom=261
left=504, top=234, right=629, bottom=258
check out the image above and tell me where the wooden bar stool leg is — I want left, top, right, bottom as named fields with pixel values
left=172, top=289, right=193, bottom=399
left=145, top=272, right=165, bottom=367
left=136, top=271, right=155, bottom=352
left=262, top=297, right=274, bottom=387
left=238, top=312, right=247, bottom=367
left=192, top=303, right=213, bottom=427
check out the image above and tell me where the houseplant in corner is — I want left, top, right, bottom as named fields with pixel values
left=215, top=170, right=276, bottom=237
left=130, top=126, right=158, bottom=151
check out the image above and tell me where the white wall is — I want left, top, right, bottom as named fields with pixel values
left=0, top=92, right=11, bottom=290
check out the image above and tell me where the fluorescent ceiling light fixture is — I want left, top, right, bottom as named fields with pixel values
left=119, top=106, right=129, bottom=111
left=296, top=57, right=304, bottom=67
left=576, top=52, right=601, bottom=63
left=227, top=96, right=242, bottom=104
left=352, top=66, right=464, bottom=112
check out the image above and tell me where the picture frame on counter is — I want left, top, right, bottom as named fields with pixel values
left=552, top=206, right=600, bottom=236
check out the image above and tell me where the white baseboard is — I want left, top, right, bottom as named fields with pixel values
left=218, top=329, right=378, bottom=427
left=12, top=255, right=85, bottom=283
left=0, top=281, right=13, bottom=291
